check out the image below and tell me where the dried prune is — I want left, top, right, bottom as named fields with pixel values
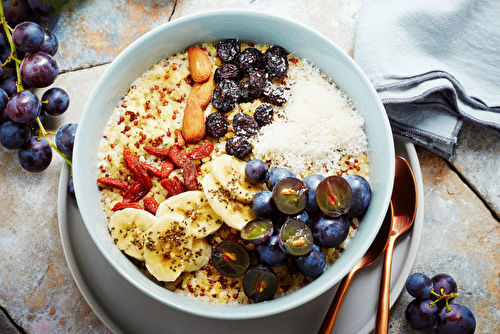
left=248, top=69, right=268, bottom=98
left=214, top=63, right=242, bottom=83
left=212, top=80, right=240, bottom=113
left=262, top=81, right=288, bottom=106
left=205, top=112, right=229, bottom=138
left=226, top=136, right=252, bottom=160
left=254, top=104, right=275, bottom=127
left=233, top=112, right=259, bottom=138
left=238, top=47, right=263, bottom=73
left=238, top=82, right=253, bottom=103
left=263, top=45, right=289, bottom=78
left=216, top=39, right=240, bottom=63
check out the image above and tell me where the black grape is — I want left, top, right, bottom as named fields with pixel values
left=431, top=273, right=458, bottom=302
left=55, top=123, right=77, bottom=159
left=12, top=21, right=44, bottom=53
left=405, top=298, right=439, bottom=330
left=3, top=0, right=34, bottom=26
left=20, top=52, right=59, bottom=88
left=405, top=272, right=433, bottom=299
left=0, top=120, right=31, bottom=149
left=42, top=87, right=69, bottom=116
left=39, top=30, right=58, bottom=56
left=0, top=76, right=19, bottom=97
left=27, top=0, right=56, bottom=17
left=18, top=136, right=52, bottom=172
left=437, top=304, right=476, bottom=334
left=6, top=90, right=41, bottom=124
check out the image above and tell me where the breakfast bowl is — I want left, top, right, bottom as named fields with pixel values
left=73, top=8, right=394, bottom=326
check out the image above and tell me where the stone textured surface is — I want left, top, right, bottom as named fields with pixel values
left=1, top=0, right=499, bottom=333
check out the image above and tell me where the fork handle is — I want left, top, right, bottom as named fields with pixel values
left=375, top=236, right=396, bottom=334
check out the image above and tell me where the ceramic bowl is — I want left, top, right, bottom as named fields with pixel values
left=73, top=9, right=394, bottom=320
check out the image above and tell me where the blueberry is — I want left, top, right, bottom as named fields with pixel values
left=255, top=234, right=289, bottom=267
left=302, top=173, right=325, bottom=213
left=292, top=244, right=326, bottom=278
left=245, top=159, right=268, bottom=184
left=344, top=174, right=371, bottom=217
left=265, top=167, right=294, bottom=191
left=251, top=190, right=279, bottom=219
left=311, top=214, right=349, bottom=248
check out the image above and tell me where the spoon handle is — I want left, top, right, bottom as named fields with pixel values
left=375, top=237, right=396, bottom=334
left=317, top=270, right=356, bottom=334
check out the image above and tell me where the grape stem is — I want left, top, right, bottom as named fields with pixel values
left=429, top=288, right=460, bottom=312
left=0, top=3, right=73, bottom=170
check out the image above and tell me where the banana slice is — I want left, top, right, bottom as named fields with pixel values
left=203, top=173, right=255, bottom=230
left=184, top=238, right=211, bottom=272
left=156, top=190, right=223, bottom=239
left=108, top=208, right=156, bottom=261
left=143, top=213, right=193, bottom=282
left=211, top=154, right=264, bottom=203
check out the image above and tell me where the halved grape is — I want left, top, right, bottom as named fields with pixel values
left=316, top=175, right=352, bottom=217
left=211, top=241, right=250, bottom=278
left=243, top=265, right=278, bottom=302
left=272, top=177, right=308, bottom=215
left=292, top=244, right=326, bottom=277
left=278, top=219, right=313, bottom=256
left=241, top=218, right=273, bottom=244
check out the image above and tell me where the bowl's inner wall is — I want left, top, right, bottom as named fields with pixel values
left=73, top=10, right=394, bottom=319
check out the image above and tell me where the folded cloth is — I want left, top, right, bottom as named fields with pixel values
left=354, top=0, right=500, bottom=159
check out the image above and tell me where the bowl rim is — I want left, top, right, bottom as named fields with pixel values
left=73, top=8, right=395, bottom=320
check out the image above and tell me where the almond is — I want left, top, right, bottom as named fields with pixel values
left=182, top=99, right=206, bottom=144
left=188, top=46, right=212, bottom=83
left=188, top=74, right=215, bottom=108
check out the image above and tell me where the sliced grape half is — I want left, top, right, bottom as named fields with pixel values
left=278, top=219, right=313, bottom=256
left=243, top=265, right=278, bottom=302
left=241, top=218, right=274, bottom=244
left=211, top=240, right=250, bottom=278
left=272, top=177, right=308, bottom=215
left=316, top=175, right=352, bottom=217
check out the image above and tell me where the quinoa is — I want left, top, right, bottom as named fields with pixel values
left=97, top=42, right=369, bottom=305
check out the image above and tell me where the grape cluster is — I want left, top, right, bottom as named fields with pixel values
left=404, top=272, right=476, bottom=333
left=0, top=2, right=76, bottom=174
left=210, top=159, right=371, bottom=302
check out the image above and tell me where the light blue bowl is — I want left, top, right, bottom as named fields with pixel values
left=73, top=9, right=394, bottom=321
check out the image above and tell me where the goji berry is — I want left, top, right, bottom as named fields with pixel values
left=111, top=202, right=143, bottom=211
left=187, top=140, right=214, bottom=160
left=143, top=197, right=159, bottom=215
left=160, top=160, right=175, bottom=179
left=174, top=129, right=186, bottom=147
left=139, top=161, right=163, bottom=178
left=182, top=161, right=200, bottom=191
left=123, top=148, right=152, bottom=191
left=144, top=145, right=170, bottom=158
left=123, top=182, right=149, bottom=203
left=97, top=177, right=129, bottom=190
left=160, top=176, right=186, bottom=196
left=168, top=145, right=189, bottom=168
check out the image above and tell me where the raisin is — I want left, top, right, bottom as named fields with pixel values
left=214, top=63, right=242, bottom=83
left=248, top=69, right=268, bottom=98
left=262, top=81, right=288, bottom=106
left=216, top=39, right=240, bottom=63
left=238, top=82, right=253, bottom=103
left=263, top=45, right=289, bottom=78
left=238, top=47, right=263, bottom=73
left=232, top=112, right=259, bottom=138
left=254, top=104, right=275, bottom=127
left=212, top=80, right=240, bottom=113
left=226, top=136, right=252, bottom=160
left=205, top=112, right=229, bottom=138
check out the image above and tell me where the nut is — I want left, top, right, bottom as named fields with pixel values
left=188, top=74, right=215, bottom=108
left=188, top=46, right=212, bottom=83
left=182, top=98, right=206, bottom=144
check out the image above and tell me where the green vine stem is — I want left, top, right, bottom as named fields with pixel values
left=0, top=4, right=72, bottom=169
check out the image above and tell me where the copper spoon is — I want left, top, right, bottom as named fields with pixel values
left=317, top=202, right=394, bottom=334
left=375, top=155, right=418, bottom=334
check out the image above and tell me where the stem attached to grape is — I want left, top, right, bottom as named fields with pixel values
left=0, top=4, right=72, bottom=170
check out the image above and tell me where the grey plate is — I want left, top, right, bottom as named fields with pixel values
left=57, top=140, right=424, bottom=334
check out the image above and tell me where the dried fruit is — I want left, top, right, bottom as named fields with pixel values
left=263, top=45, right=289, bottom=78
left=143, top=197, right=159, bottom=215
left=123, top=182, right=149, bottom=203
left=212, top=80, right=240, bottom=113
left=205, top=112, right=229, bottom=138
left=111, top=201, right=143, bottom=211
left=181, top=99, right=206, bottom=144
left=97, top=177, right=129, bottom=190
left=254, top=104, right=275, bottom=127
left=226, top=136, right=252, bottom=160
left=238, top=47, right=263, bottom=72
left=232, top=112, right=259, bottom=138
left=187, top=46, right=212, bottom=83
left=214, top=63, right=242, bottom=83
left=215, top=39, right=240, bottom=63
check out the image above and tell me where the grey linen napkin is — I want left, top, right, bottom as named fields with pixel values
left=353, top=0, right=500, bottom=159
